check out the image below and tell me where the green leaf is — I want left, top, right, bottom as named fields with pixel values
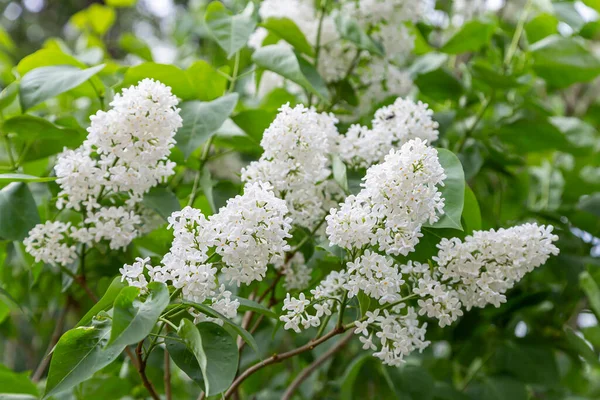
left=261, top=17, right=315, bottom=56
left=70, top=4, right=115, bottom=36
left=583, top=0, right=600, bottom=12
left=143, top=187, right=181, bottom=221
left=44, top=315, right=124, bottom=398
left=19, top=64, right=105, bottom=111
left=0, top=364, right=38, bottom=396
left=425, top=149, right=464, bottom=230
left=340, top=353, right=371, bottom=400
left=525, top=13, right=558, bottom=44
left=108, top=282, right=169, bottom=348
left=335, top=13, right=383, bottom=56
left=76, top=277, right=126, bottom=328
left=165, top=332, right=204, bottom=386
left=0, top=395, right=38, bottom=400
left=177, top=320, right=239, bottom=395
left=2, top=115, right=81, bottom=142
left=0, top=183, right=40, bottom=241
left=234, top=296, right=277, bottom=319
left=175, top=94, right=239, bottom=159
left=357, top=291, right=371, bottom=318
left=462, top=186, right=481, bottom=233
left=185, top=301, right=258, bottom=352
left=580, top=271, right=600, bottom=320
left=252, top=45, right=329, bottom=102
left=204, top=1, right=257, bottom=58
left=440, top=19, right=496, bottom=54
left=0, top=174, right=55, bottom=183
left=0, top=83, right=19, bottom=113
left=118, top=62, right=196, bottom=100
left=106, top=0, right=137, bottom=7
left=497, top=116, right=569, bottom=153
left=467, top=376, right=527, bottom=400
left=531, top=35, right=600, bottom=88
left=564, top=326, right=599, bottom=366
left=578, top=193, right=600, bottom=218
left=119, top=33, right=152, bottom=61
left=231, top=109, right=276, bottom=143
left=332, top=155, right=349, bottom=193
left=186, top=60, right=229, bottom=101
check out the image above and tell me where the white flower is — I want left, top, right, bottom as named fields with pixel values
left=276, top=252, right=312, bottom=291
left=73, top=206, right=141, bottom=250
left=337, top=99, right=439, bottom=168
left=212, top=182, right=292, bottom=286
left=327, top=139, right=446, bottom=256
left=23, top=221, right=78, bottom=266
left=120, top=257, right=151, bottom=289
left=433, top=223, right=560, bottom=310
left=344, top=250, right=404, bottom=304
left=242, top=104, right=340, bottom=229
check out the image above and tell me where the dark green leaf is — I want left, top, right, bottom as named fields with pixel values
left=0, top=183, right=40, bottom=241
left=497, top=116, right=569, bottom=153
left=177, top=320, right=239, bottom=395
left=76, top=277, right=126, bottom=328
left=166, top=331, right=204, bottom=386
left=564, top=326, right=599, bottom=366
left=108, top=282, right=169, bottom=348
left=143, top=187, right=181, bottom=221
left=580, top=271, right=600, bottom=320
left=175, top=94, right=239, bottom=159
left=234, top=296, right=277, bottom=319
left=44, top=315, right=124, bottom=398
left=19, top=64, right=105, bottom=111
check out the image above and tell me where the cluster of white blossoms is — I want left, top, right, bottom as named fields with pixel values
left=25, top=79, right=182, bottom=266
left=120, top=182, right=292, bottom=319
left=337, top=98, right=439, bottom=168
left=345, top=251, right=404, bottom=304
left=242, top=104, right=341, bottom=229
left=433, top=223, right=560, bottom=310
left=276, top=253, right=312, bottom=291
left=327, top=139, right=446, bottom=255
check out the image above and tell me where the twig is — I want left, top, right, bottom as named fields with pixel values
left=136, top=341, right=161, bottom=400
left=224, top=326, right=347, bottom=399
left=282, top=332, right=353, bottom=400
left=165, top=341, right=172, bottom=400
left=31, top=297, right=73, bottom=382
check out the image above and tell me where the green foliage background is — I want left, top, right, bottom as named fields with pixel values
left=0, top=0, right=600, bottom=399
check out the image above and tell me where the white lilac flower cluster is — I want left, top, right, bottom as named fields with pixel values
left=120, top=182, right=292, bottom=321
left=241, top=104, right=341, bottom=230
left=337, top=98, right=439, bottom=168
left=327, top=138, right=446, bottom=255
left=276, top=253, right=312, bottom=291
left=433, top=223, right=560, bottom=310
left=24, top=79, right=181, bottom=266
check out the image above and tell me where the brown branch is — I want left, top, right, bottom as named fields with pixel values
left=224, top=326, right=347, bottom=399
left=31, top=297, right=73, bottom=382
left=282, top=331, right=353, bottom=400
left=164, top=346, right=172, bottom=400
left=136, top=341, right=161, bottom=400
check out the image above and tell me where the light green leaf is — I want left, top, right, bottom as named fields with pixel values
left=441, top=19, right=496, bottom=54
left=76, top=277, right=126, bottom=328
left=234, top=296, right=277, bottom=319
left=0, top=174, right=55, bottom=183
left=425, top=149, right=464, bottom=230
left=177, top=320, right=239, bottom=395
left=185, top=301, right=258, bottom=352
left=261, top=17, right=314, bottom=56
left=564, top=326, right=599, bottom=366
left=44, top=316, right=124, bottom=398
left=19, top=64, right=105, bottom=110
left=108, top=282, right=169, bottom=348
left=119, top=33, right=152, bottom=61
left=118, top=62, right=196, bottom=100
left=252, top=45, right=329, bottom=102
left=332, top=155, right=349, bottom=194
left=204, top=1, right=257, bottom=58
left=531, top=35, right=600, bottom=88
left=106, top=0, right=137, bottom=7
left=0, top=364, right=38, bottom=396
left=186, top=60, right=229, bottom=101
left=335, top=13, right=383, bottom=56
left=143, top=187, right=181, bottom=221
left=0, top=183, right=40, bottom=241
left=175, top=94, right=239, bottom=159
